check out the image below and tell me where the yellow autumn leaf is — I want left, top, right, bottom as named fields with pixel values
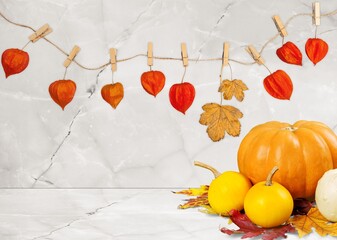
left=289, top=207, right=337, bottom=238
left=199, top=103, right=243, bottom=142
left=173, top=185, right=209, bottom=196
left=177, top=193, right=209, bottom=209
left=218, top=79, right=248, bottom=102
left=174, top=186, right=209, bottom=210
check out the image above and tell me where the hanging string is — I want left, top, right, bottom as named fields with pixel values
left=0, top=8, right=336, bottom=71
left=181, top=66, right=187, bottom=83
left=21, top=40, right=31, bottom=50
left=63, top=67, right=68, bottom=79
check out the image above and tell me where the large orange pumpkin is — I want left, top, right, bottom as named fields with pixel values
left=238, top=120, right=337, bottom=199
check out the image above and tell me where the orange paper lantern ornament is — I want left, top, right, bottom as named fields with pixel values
left=169, top=82, right=195, bottom=114
left=272, top=16, right=302, bottom=66
left=141, top=70, right=165, bottom=97
left=49, top=80, right=76, bottom=110
left=169, top=43, right=196, bottom=114
left=1, top=48, right=29, bottom=78
left=101, top=82, right=124, bottom=109
left=140, top=42, right=166, bottom=97
left=263, top=70, right=293, bottom=100
left=305, top=38, right=328, bottom=65
left=276, top=42, right=302, bottom=66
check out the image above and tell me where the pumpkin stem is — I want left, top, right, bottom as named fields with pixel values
left=282, top=126, right=298, bottom=131
left=194, top=161, right=221, bottom=178
left=266, top=166, right=279, bottom=186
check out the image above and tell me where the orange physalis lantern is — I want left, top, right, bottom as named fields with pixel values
left=49, top=80, right=76, bottom=110
left=140, top=70, right=165, bottom=97
left=305, top=38, right=328, bottom=65
left=276, top=41, right=302, bottom=66
left=101, top=82, right=124, bottom=109
left=169, top=82, right=195, bottom=114
left=1, top=48, right=29, bottom=78
left=263, top=70, right=293, bottom=100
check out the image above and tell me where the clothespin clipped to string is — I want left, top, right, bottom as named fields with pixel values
left=272, top=15, right=288, bottom=38
left=222, top=42, right=229, bottom=68
left=312, top=2, right=320, bottom=26
left=63, top=45, right=80, bottom=68
left=181, top=42, right=188, bottom=67
left=109, top=48, right=117, bottom=73
left=246, top=45, right=264, bottom=65
left=147, top=42, right=153, bottom=69
left=29, top=24, right=52, bottom=43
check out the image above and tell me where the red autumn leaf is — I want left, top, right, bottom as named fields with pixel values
left=49, top=80, right=76, bottom=110
left=305, top=38, right=328, bottom=65
left=220, top=209, right=295, bottom=240
left=1, top=48, right=29, bottom=78
left=263, top=70, right=293, bottom=100
left=101, top=82, right=124, bottom=109
left=141, top=70, right=165, bottom=97
left=169, top=82, right=195, bottom=114
left=276, top=41, right=302, bottom=66
left=292, top=198, right=313, bottom=216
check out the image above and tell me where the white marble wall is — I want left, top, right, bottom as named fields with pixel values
left=0, top=0, right=337, bottom=188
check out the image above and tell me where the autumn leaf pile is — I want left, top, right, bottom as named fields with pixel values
left=175, top=186, right=337, bottom=240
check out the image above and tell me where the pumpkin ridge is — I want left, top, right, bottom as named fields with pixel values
left=296, top=127, right=333, bottom=198
left=299, top=123, right=337, bottom=168
left=245, top=129, right=280, bottom=183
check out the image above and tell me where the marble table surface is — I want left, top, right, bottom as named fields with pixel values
left=0, top=189, right=334, bottom=240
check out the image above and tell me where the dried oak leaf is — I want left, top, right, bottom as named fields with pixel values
left=218, top=79, right=248, bottom=101
left=199, top=103, right=243, bottom=142
left=289, top=207, right=337, bottom=238
left=221, top=209, right=295, bottom=240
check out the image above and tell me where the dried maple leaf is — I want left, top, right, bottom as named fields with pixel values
left=173, top=185, right=209, bottom=196
left=218, top=79, right=248, bottom=101
left=174, top=185, right=209, bottom=210
left=289, top=207, right=337, bottom=238
left=199, top=103, right=243, bottom=142
left=177, top=192, right=209, bottom=209
left=221, top=209, right=295, bottom=240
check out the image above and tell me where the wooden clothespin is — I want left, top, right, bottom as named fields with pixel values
left=29, top=24, right=52, bottom=43
left=63, top=45, right=80, bottom=68
left=246, top=45, right=264, bottom=65
left=109, top=48, right=117, bottom=72
left=272, top=15, right=288, bottom=38
left=222, top=42, right=229, bottom=67
left=181, top=43, right=188, bottom=67
left=147, top=42, right=153, bottom=67
left=312, top=2, right=320, bottom=26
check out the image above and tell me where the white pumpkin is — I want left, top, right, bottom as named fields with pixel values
left=315, top=169, right=337, bottom=222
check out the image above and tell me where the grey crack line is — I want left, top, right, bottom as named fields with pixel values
left=32, top=68, right=106, bottom=187
left=195, top=2, right=236, bottom=60
left=113, top=0, right=157, bottom=47
left=31, top=109, right=81, bottom=187
left=30, top=201, right=117, bottom=240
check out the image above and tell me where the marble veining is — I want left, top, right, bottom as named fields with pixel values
left=0, top=0, right=337, bottom=189
left=0, top=189, right=334, bottom=240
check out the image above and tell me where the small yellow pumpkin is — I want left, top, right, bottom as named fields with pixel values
left=194, top=161, right=251, bottom=215
left=238, top=120, right=337, bottom=199
left=244, top=166, right=293, bottom=228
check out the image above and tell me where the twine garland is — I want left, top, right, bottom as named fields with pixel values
left=1, top=7, right=336, bottom=72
